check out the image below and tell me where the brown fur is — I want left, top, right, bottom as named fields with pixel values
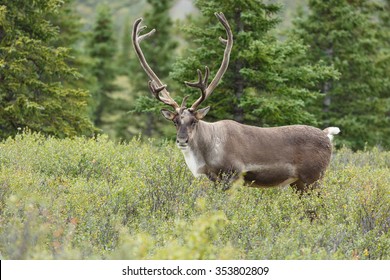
left=187, top=119, right=333, bottom=190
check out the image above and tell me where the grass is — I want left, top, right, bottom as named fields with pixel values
left=0, top=132, right=389, bottom=259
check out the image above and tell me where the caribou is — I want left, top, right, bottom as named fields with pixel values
left=132, top=12, right=340, bottom=192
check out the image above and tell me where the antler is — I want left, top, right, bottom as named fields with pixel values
left=132, top=18, right=180, bottom=111
left=185, top=12, right=233, bottom=111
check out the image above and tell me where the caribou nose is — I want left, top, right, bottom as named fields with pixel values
left=176, top=138, right=189, bottom=146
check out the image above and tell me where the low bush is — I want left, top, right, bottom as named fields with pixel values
left=0, top=132, right=389, bottom=259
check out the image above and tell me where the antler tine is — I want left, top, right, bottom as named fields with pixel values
left=185, top=67, right=209, bottom=110
left=147, top=80, right=179, bottom=108
left=189, top=12, right=233, bottom=111
left=132, top=18, right=180, bottom=110
left=148, top=80, right=167, bottom=98
left=181, top=95, right=190, bottom=108
left=185, top=67, right=209, bottom=90
left=219, top=37, right=228, bottom=44
left=138, top=29, right=156, bottom=42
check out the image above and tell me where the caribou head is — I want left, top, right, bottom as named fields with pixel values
left=132, top=12, right=232, bottom=151
left=132, top=12, right=340, bottom=191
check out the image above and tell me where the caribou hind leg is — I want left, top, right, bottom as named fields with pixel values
left=291, top=180, right=307, bottom=193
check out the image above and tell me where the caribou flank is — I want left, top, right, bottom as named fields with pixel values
left=132, top=12, right=340, bottom=191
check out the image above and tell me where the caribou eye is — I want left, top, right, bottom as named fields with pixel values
left=191, top=120, right=197, bottom=127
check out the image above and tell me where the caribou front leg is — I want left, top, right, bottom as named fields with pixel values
left=207, top=170, right=240, bottom=191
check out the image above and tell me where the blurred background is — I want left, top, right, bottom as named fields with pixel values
left=1, top=0, right=389, bottom=150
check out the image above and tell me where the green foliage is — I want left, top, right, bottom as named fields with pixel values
left=117, top=15, right=132, bottom=75
left=125, top=0, right=179, bottom=139
left=0, top=0, right=95, bottom=139
left=170, top=0, right=338, bottom=127
left=48, top=0, right=83, bottom=49
left=87, top=3, right=119, bottom=127
left=380, top=0, right=390, bottom=47
left=292, top=0, right=390, bottom=149
left=48, top=0, right=97, bottom=92
left=0, top=132, right=389, bottom=259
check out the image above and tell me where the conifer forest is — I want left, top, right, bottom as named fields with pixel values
left=0, top=0, right=389, bottom=260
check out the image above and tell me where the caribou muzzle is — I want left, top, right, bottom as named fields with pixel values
left=176, top=137, right=189, bottom=149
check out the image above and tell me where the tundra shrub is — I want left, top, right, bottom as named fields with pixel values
left=0, top=132, right=389, bottom=259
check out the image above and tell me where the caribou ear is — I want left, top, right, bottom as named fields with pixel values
left=195, top=106, right=210, bottom=120
left=161, top=109, right=176, bottom=121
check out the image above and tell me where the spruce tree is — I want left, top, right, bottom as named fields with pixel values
left=118, top=15, right=132, bottom=75
left=378, top=0, right=390, bottom=95
left=49, top=0, right=97, bottom=108
left=114, top=15, right=147, bottom=140
left=170, top=0, right=337, bottom=128
left=127, top=0, right=178, bottom=138
left=293, top=0, right=390, bottom=149
left=87, top=3, right=118, bottom=127
left=0, top=0, right=94, bottom=138
left=49, top=0, right=82, bottom=49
